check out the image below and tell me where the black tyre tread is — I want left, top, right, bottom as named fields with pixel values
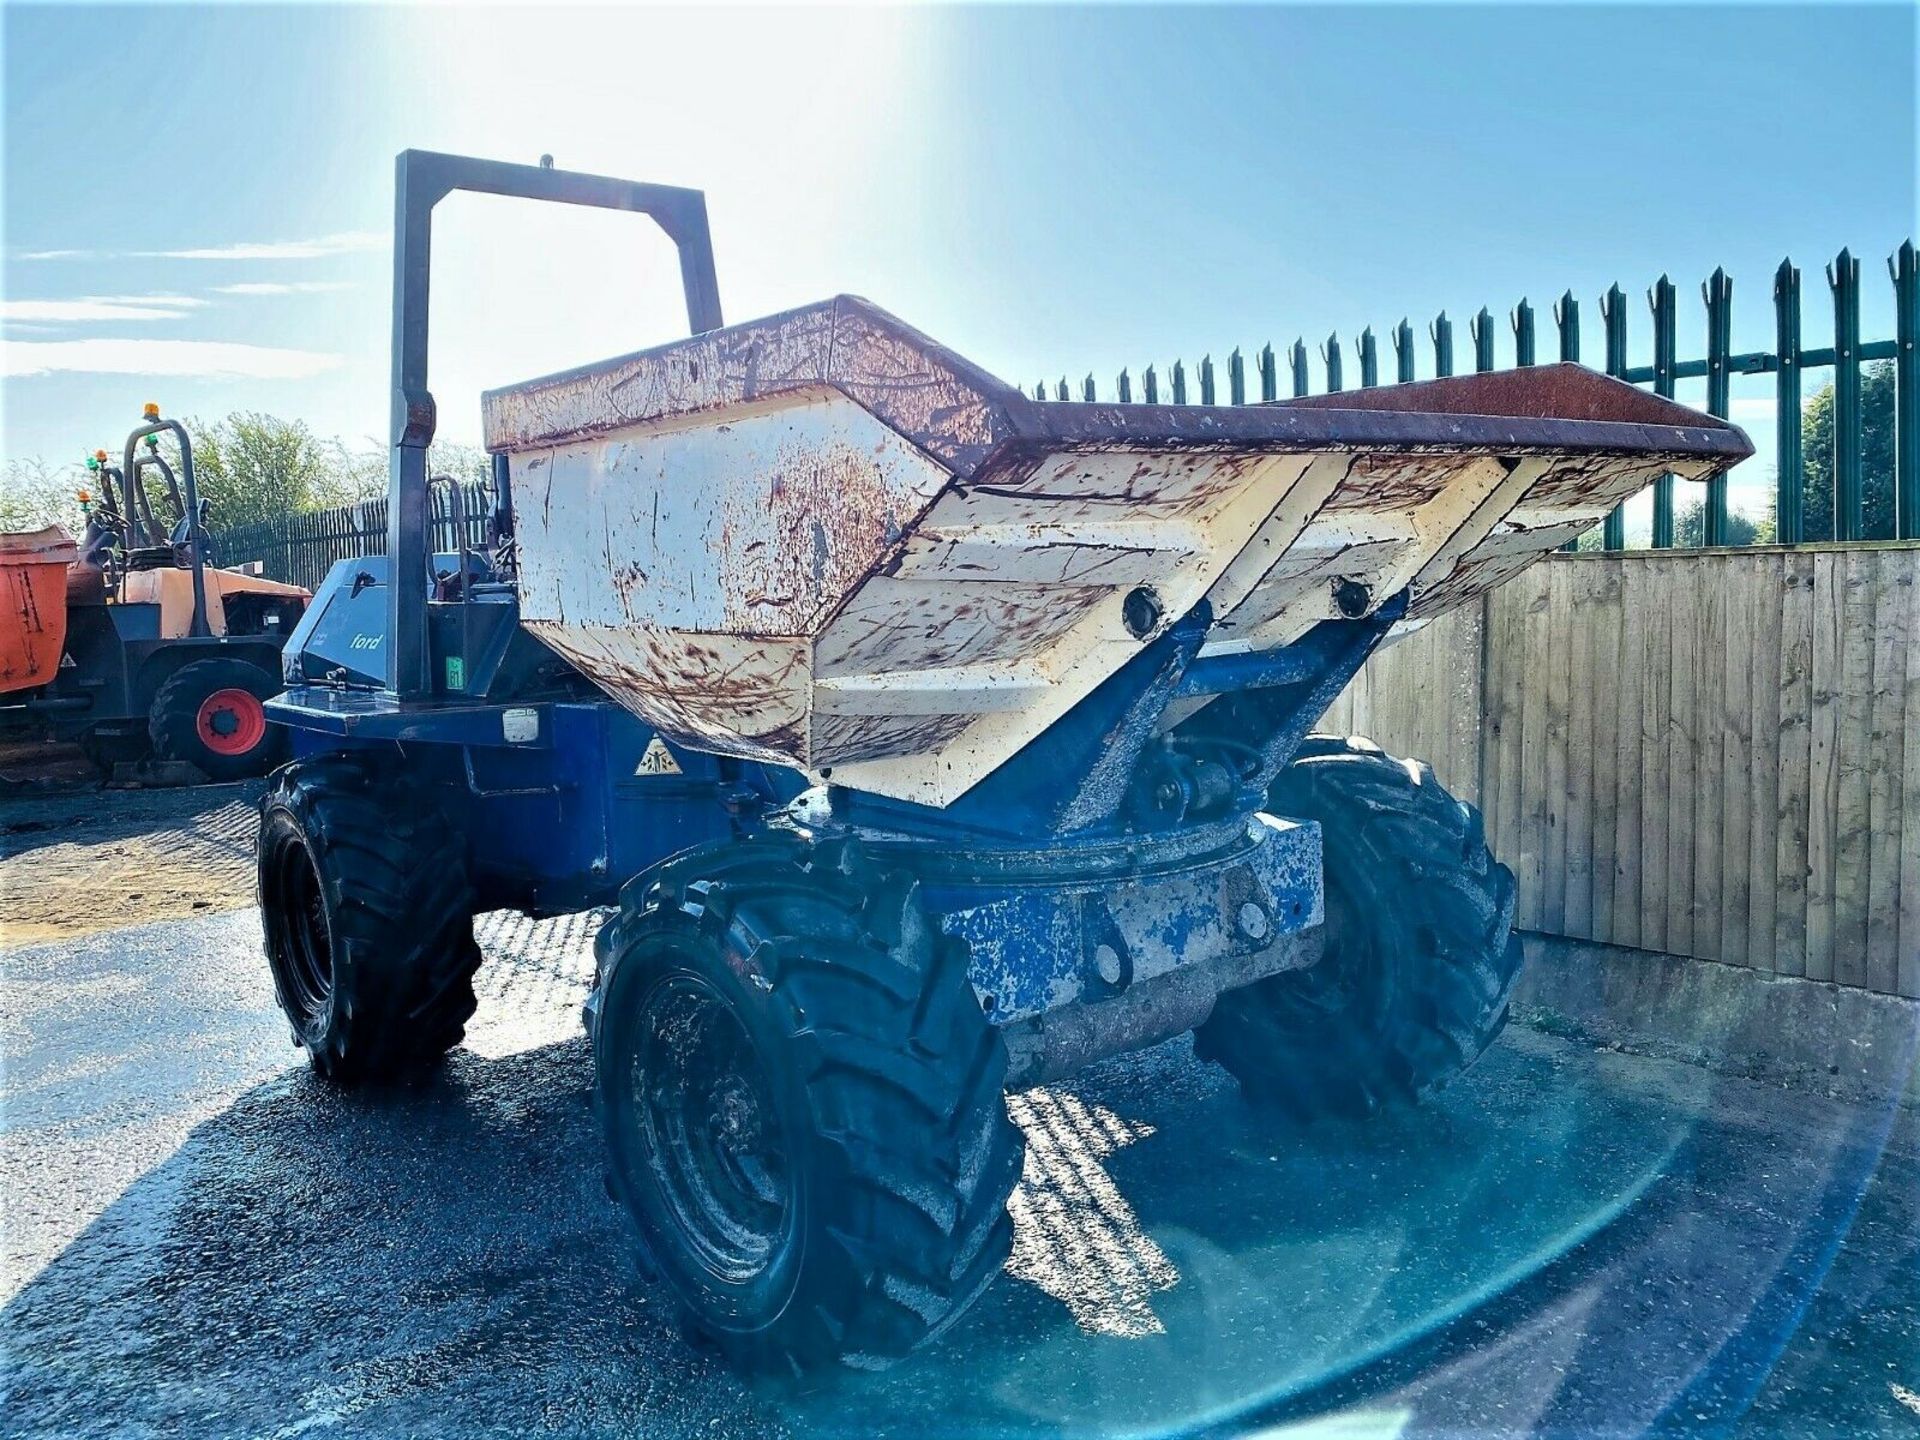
left=259, top=753, right=481, bottom=1083
left=596, top=835, right=1024, bottom=1374
left=1196, top=733, right=1522, bottom=1121
left=150, top=656, right=285, bottom=779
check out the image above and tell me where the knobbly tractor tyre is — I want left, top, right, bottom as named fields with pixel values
left=592, top=836, right=1024, bottom=1376
left=149, top=656, right=284, bottom=780
left=257, top=753, right=482, bottom=1083
left=1196, top=734, right=1522, bottom=1120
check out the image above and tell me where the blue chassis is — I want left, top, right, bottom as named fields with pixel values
left=269, top=556, right=1399, bottom=1035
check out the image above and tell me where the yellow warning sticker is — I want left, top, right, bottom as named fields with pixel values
left=636, top=737, right=683, bottom=776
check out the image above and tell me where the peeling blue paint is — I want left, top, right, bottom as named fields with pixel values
left=918, top=815, right=1323, bottom=1026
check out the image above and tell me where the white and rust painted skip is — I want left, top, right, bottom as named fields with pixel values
left=481, top=296, right=1750, bottom=808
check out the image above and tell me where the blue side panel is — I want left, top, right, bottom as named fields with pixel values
left=276, top=690, right=805, bottom=916
left=919, top=814, right=1323, bottom=1024
left=461, top=704, right=748, bottom=913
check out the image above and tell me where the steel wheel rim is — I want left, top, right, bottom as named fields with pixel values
left=196, top=687, right=266, bottom=757
left=629, top=973, right=792, bottom=1285
left=268, top=836, right=334, bottom=1026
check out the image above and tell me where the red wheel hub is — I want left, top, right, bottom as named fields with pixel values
left=196, top=687, right=267, bottom=757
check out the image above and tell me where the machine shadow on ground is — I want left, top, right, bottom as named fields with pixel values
left=16, top=996, right=1908, bottom=1440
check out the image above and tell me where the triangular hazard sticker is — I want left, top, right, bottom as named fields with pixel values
left=636, top=737, right=683, bottom=776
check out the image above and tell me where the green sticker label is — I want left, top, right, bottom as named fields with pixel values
left=445, top=655, right=466, bottom=691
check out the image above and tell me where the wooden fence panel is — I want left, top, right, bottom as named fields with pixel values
left=1321, top=601, right=1484, bottom=805
left=1584, top=559, right=1623, bottom=942
left=1324, top=543, right=1920, bottom=997
left=1774, top=551, right=1815, bottom=976
left=1866, top=552, right=1911, bottom=995
left=1902, top=582, right=1920, bottom=997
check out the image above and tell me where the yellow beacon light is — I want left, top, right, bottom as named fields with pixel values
left=143, top=402, right=161, bottom=420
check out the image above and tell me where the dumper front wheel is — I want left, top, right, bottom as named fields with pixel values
left=592, top=838, right=1023, bottom=1375
left=1197, top=735, right=1521, bottom=1120
left=258, top=754, right=482, bottom=1083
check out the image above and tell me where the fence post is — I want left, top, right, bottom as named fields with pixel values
left=1554, top=290, right=1580, bottom=363
left=1117, top=368, right=1132, bottom=403
left=1229, top=348, right=1246, bottom=405
left=1171, top=360, right=1188, bottom=405
left=1648, top=275, right=1677, bottom=548
left=1600, top=283, right=1629, bottom=549
left=1290, top=340, right=1310, bottom=397
left=1083, top=373, right=1097, bottom=403
left=1430, top=311, right=1454, bottom=377
left=1539, top=294, right=1572, bottom=550
left=1055, top=377, right=1070, bottom=403
left=1393, top=319, right=1415, bottom=383
left=1513, top=299, right=1536, bottom=367
left=1894, top=241, right=1920, bottom=540
left=1703, top=267, right=1733, bottom=546
left=1357, top=327, right=1378, bottom=388
left=1322, top=333, right=1344, bottom=393
left=1199, top=355, right=1216, bottom=405
left=1828, top=249, right=1864, bottom=540
left=1143, top=365, right=1159, bottom=404
left=1471, top=307, right=1496, bottom=372
left=1774, top=259, right=1804, bottom=544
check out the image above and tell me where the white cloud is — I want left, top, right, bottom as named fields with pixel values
left=2, top=294, right=206, bottom=324
left=3, top=338, right=344, bottom=381
left=13, top=232, right=381, bottom=263
left=211, top=280, right=357, bottom=296
left=136, top=231, right=384, bottom=261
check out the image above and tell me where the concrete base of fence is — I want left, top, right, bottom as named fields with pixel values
left=1512, top=933, right=1920, bottom=1109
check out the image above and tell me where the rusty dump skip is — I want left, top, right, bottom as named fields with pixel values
left=482, top=296, right=1749, bottom=808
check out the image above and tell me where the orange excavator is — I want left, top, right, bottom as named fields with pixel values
left=0, top=405, right=308, bottom=779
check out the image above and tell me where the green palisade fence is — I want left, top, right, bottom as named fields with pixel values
left=1036, top=241, right=1920, bottom=548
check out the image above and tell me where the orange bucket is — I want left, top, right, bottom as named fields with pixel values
left=0, top=526, right=77, bottom=694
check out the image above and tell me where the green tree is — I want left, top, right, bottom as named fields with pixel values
left=0, top=457, right=87, bottom=534
left=183, top=413, right=362, bottom=532
left=1799, top=360, right=1896, bottom=540
left=1674, top=496, right=1772, bottom=548
left=425, top=440, right=493, bottom=488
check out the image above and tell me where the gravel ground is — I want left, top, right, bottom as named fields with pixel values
left=1, top=791, right=1916, bottom=1437
left=0, top=780, right=262, bottom=947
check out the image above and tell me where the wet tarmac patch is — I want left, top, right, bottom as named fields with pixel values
left=2, top=910, right=1915, bottom=1439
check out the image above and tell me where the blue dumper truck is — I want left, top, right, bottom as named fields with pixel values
left=256, top=151, right=1750, bottom=1375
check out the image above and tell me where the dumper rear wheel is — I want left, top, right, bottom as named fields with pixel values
left=1196, top=735, right=1520, bottom=1120
left=258, top=753, right=481, bottom=1083
left=150, top=657, right=284, bottom=780
left=592, top=836, right=1023, bottom=1375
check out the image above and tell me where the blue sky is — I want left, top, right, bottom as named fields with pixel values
left=4, top=3, right=1915, bottom=531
